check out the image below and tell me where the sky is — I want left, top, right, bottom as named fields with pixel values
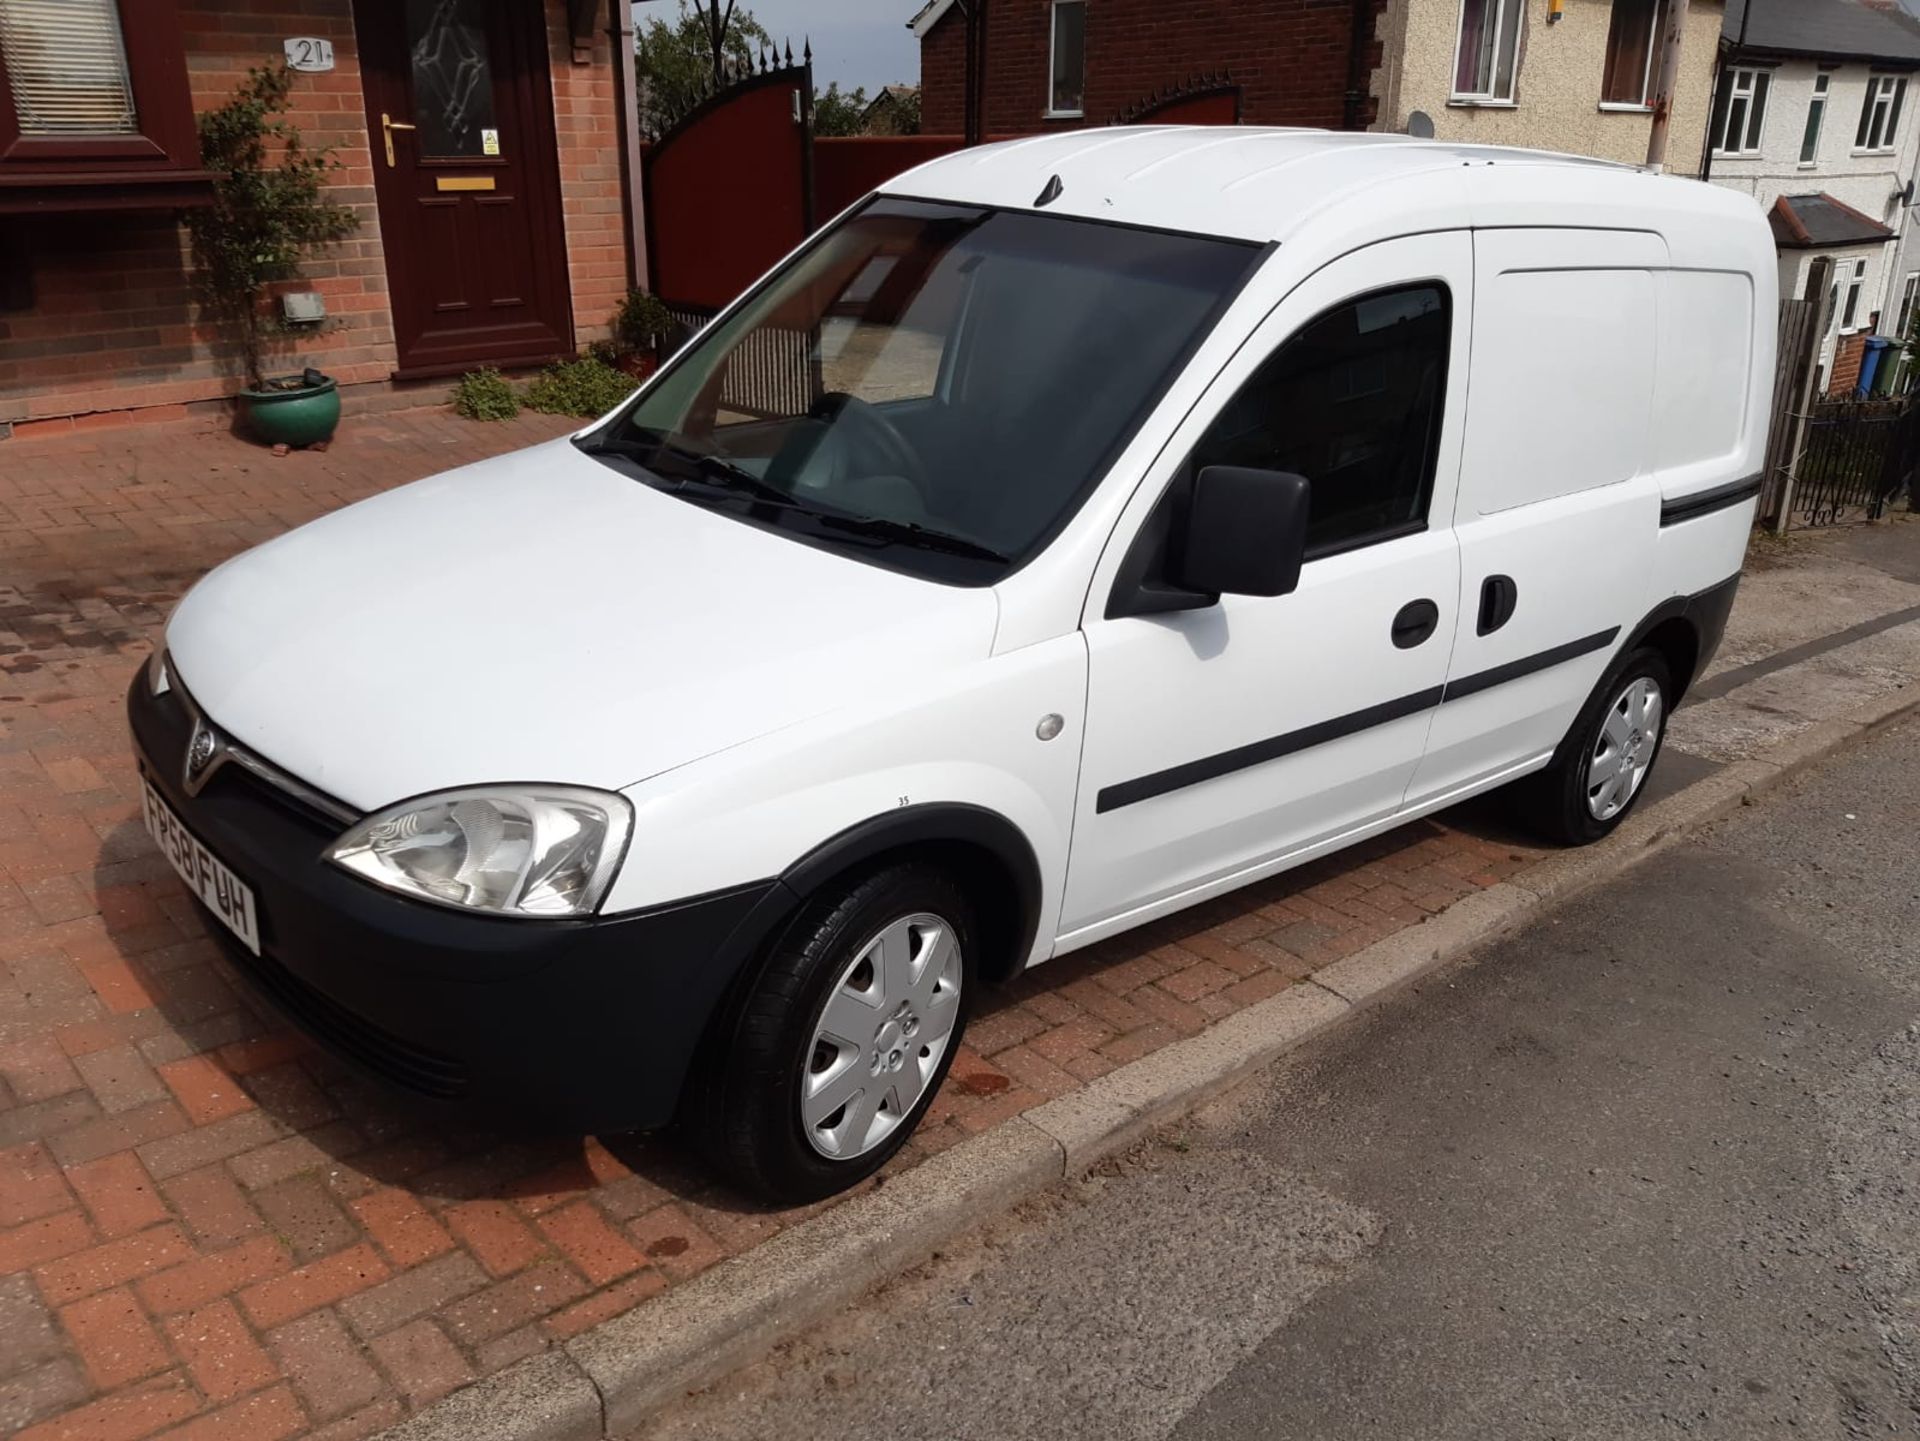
left=631, top=1, right=922, bottom=94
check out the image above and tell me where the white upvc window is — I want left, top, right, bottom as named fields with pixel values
left=1800, top=72, right=1830, bottom=166
left=1047, top=0, right=1085, bottom=118
left=1710, top=67, right=1768, bottom=156
left=1838, top=257, right=1868, bottom=333
left=1897, top=271, right=1919, bottom=340
left=1451, top=0, right=1522, bottom=104
left=1855, top=73, right=1907, bottom=153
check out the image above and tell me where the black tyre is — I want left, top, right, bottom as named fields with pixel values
left=699, top=863, right=976, bottom=1203
left=1513, top=646, right=1672, bottom=846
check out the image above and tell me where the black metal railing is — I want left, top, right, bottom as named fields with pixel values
left=1792, top=395, right=1919, bottom=527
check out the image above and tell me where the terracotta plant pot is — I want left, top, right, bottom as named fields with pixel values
left=613, top=351, right=659, bottom=382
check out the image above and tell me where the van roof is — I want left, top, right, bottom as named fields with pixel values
left=879, top=128, right=1761, bottom=250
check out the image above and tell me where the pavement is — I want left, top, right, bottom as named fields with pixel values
left=638, top=705, right=1920, bottom=1441
left=1, top=407, right=1917, bottom=1441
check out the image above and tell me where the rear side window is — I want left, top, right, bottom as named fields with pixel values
left=1190, top=285, right=1451, bottom=557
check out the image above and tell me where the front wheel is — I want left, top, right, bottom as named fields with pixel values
left=1514, top=647, right=1672, bottom=845
left=700, top=863, right=975, bottom=1203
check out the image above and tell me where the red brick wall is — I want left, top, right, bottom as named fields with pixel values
left=922, top=14, right=969, bottom=135
left=918, top=0, right=1376, bottom=137
left=546, top=0, right=626, bottom=349
left=1, top=0, right=625, bottom=431
left=1829, top=332, right=1867, bottom=398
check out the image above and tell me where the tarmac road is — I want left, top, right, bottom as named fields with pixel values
left=641, top=712, right=1920, bottom=1440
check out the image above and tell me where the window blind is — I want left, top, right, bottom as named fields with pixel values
left=0, top=0, right=139, bottom=136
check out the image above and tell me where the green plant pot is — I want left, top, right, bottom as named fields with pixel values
left=239, top=374, right=340, bottom=448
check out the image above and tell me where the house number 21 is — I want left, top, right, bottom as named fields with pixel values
left=283, top=37, right=335, bottom=73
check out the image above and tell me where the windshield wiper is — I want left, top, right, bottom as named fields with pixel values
left=814, top=513, right=1010, bottom=563
left=576, top=433, right=1008, bottom=564
left=578, top=433, right=798, bottom=507
left=674, top=451, right=797, bottom=508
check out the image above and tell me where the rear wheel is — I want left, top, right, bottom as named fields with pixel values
left=700, top=863, right=975, bottom=1203
left=1514, top=647, right=1671, bottom=845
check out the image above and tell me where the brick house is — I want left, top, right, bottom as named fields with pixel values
left=0, top=0, right=641, bottom=437
left=909, top=0, right=1384, bottom=136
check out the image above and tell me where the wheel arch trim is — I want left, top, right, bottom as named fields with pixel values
left=779, top=802, right=1045, bottom=985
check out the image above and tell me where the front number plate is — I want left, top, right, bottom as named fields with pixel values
left=142, top=778, right=261, bottom=955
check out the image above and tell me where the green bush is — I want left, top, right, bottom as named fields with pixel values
left=450, top=368, right=519, bottom=421
left=186, top=65, right=358, bottom=385
left=523, top=358, right=638, bottom=417
left=611, top=288, right=675, bottom=356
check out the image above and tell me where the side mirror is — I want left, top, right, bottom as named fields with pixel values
left=1173, top=465, right=1311, bottom=599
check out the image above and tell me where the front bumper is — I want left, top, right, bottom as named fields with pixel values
left=128, top=670, right=788, bottom=1133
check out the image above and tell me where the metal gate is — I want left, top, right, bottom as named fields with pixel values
left=1789, top=395, right=1920, bottom=527
left=642, top=53, right=817, bottom=417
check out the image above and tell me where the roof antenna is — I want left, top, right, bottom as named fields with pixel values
left=1035, top=173, right=1065, bottom=207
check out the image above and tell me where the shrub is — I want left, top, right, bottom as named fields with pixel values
left=611, top=288, right=675, bottom=356
left=185, top=65, right=358, bottom=386
left=523, top=358, right=638, bottom=417
left=451, top=368, right=519, bottom=421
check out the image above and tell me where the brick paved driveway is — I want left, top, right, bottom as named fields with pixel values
left=0, top=411, right=1545, bottom=1440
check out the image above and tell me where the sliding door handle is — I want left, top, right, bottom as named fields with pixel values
left=1477, top=574, right=1519, bottom=636
left=1391, top=599, right=1440, bottom=649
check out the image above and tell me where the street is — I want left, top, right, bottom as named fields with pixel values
left=644, top=710, right=1920, bottom=1441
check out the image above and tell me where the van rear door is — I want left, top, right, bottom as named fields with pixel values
left=1407, top=228, right=1667, bottom=805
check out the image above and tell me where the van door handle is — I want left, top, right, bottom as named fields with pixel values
left=1391, top=599, right=1440, bottom=649
left=1477, top=574, right=1519, bottom=636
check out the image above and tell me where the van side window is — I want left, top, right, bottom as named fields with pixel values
left=1190, top=285, right=1450, bottom=558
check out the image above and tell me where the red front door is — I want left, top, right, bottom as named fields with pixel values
left=354, top=0, right=574, bottom=376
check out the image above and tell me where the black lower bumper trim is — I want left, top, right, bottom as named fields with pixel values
left=129, top=672, right=791, bottom=1132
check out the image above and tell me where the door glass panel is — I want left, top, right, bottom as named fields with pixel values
left=1190, top=285, right=1450, bottom=556
left=406, top=0, right=498, bottom=158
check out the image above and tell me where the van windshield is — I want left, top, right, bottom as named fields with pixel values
left=581, top=199, right=1260, bottom=583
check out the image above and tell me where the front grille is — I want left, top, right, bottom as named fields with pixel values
left=209, top=927, right=469, bottom=1100
left=150, top=663, right=357, bottom=836
left=198, top=760, right=344, bottom=836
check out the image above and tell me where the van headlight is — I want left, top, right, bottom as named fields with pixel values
left=326, top=786, right=632, bottom=918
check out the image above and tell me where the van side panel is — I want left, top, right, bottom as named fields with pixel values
left=1465, top=266, right=1660, bottom=516
left=1637, top=259, right=1771, bottom=662
left=1653, top=271, right=1754, bottom=482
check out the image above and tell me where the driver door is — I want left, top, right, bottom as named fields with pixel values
left=1059, top=233, right=1474, bottom=946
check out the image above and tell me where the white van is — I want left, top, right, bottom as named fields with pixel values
left=131, top=132, right=1774, bottom=1200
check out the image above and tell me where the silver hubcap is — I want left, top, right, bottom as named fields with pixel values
left=802, top=912, right=962, bottom=1161
left=1588, top=676, right=1663, bottom=821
